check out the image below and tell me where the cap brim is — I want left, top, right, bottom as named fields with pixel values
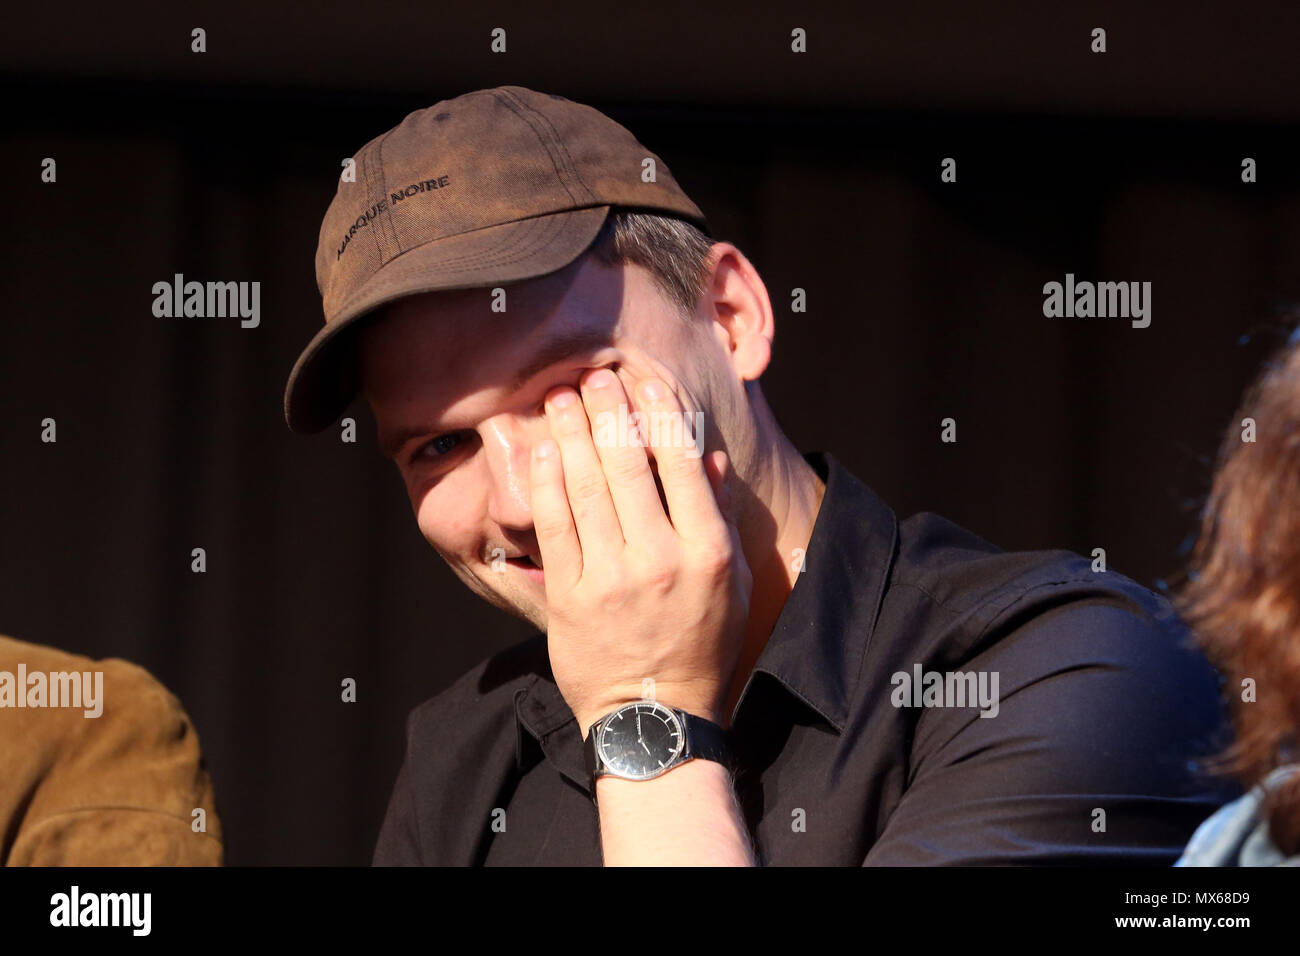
left=284, top=205, right=611, bottom=434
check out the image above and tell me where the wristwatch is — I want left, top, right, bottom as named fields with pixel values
left=583, top=699, right=732, bottom=795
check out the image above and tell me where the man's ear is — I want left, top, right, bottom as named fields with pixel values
left=705, top=244, right=775, bottom=383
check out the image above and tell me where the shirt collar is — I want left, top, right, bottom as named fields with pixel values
left=515, top=450, right=899, bottom=776
left=726, top=451, right=898, bottom=733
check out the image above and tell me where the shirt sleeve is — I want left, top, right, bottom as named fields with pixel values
left=862, top=598, right=1235, bottom=865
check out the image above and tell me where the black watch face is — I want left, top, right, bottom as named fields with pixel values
left=597, top=702, right=684, bottom=780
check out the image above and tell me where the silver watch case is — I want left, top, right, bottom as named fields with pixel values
left=590, top=699, right=688, bottom=781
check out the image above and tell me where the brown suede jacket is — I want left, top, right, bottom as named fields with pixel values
left=0, top=634, right=222, bottom=865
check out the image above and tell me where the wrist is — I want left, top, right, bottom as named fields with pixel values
left=575, top=692, right=725, bottom=741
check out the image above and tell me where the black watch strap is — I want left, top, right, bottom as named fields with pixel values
left=584, top=704, right=734, bottom=799
left=680, top=710, right=732, bottom=768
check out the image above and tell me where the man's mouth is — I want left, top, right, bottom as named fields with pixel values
left=505, top=554, right=544, bottom=571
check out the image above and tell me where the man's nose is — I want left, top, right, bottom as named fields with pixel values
left=479, top=416, right=544, bottom=530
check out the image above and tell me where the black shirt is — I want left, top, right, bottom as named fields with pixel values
left=374, top=451, right=1237, bottom=865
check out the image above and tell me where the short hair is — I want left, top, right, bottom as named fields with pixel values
left=1177, top=323, right=1300, bottom=856
left=583, top=208, right=715, bottom=320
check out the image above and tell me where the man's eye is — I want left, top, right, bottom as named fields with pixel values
left=412, top=432, right=467, bottom=463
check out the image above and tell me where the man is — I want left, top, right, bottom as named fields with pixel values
left=284, top=85, right=1235, bottom=865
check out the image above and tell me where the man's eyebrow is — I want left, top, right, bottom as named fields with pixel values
left=507, top=326, right=613, bottom=393
left=378, top=327, right=613, bottom=460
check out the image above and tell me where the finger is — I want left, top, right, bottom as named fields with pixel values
left=579, top=367, right=672, bottom=544
left=631, top=377, right=728, bottom=541
left=529, top=438, right=582, bottom=594
left=545, top=385, right=625, bottom=564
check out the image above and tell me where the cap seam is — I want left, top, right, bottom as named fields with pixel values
left=337, top=211, right=552, bottom=302
left=377, top=203, right=601, bottom=269
left=325, top=208, right=550, bottom=318
left=388, top=209, right=577, bottom=271
left=491, top=88, right=593, bottom=207
left=373, top=130, right=404, bottom=256
left=362, top=141, right=390, bottom=265
left=499, top=87, right=598, bottom=202
left=408, top=209, right=579, bottom=270
left=431, top=207, right=560, bottom=269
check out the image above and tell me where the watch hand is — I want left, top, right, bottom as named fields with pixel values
left=640, top=737, right=652, bottom=754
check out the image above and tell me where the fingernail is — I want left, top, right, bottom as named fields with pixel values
left=639, top=379, right=665, bottom=402
left=584, top=368, right=615, bottom=389
left=548, top=390, right=577, bottom=409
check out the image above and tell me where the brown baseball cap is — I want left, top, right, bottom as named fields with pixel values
left=283, top=84, right=711, bottom=434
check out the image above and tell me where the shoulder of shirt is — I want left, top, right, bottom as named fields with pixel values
left=402, top=632, right=550, bottom=745
left=889, top=510, right=1176, bottom=634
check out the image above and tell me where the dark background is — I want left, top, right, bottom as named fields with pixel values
left=2, top=2, right=1298, bottom=864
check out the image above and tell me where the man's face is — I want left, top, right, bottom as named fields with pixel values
left=359, top=252, right=732, bottom=632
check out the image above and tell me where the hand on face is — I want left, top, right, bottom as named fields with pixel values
left=529, top=364, right=752, bottom=736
